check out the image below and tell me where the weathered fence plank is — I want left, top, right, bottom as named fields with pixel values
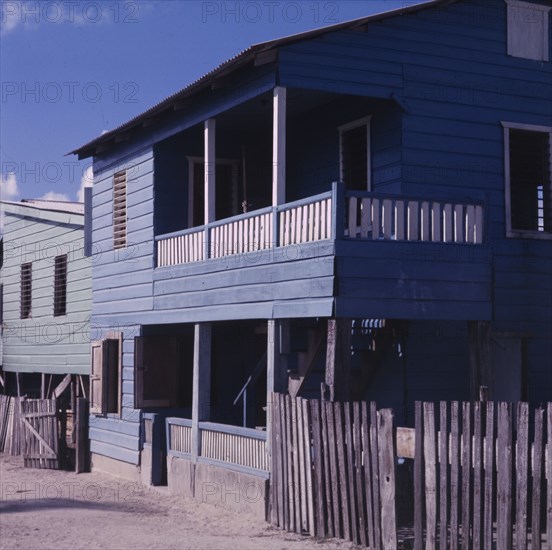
left=515, top=402, right=529, bottom=550
left=370, top=402, right=382, bottom=550
left=483, top=401, right=495, bottom=550
left=472, top=402, right=483, bottom=550
left=414, top=401, right=424, bottom=550
left=353, top=402, right=367, bottom=547
left=439, top=401, right=448, bottom=550
left=362, top=401, right=375, bottom=549
left=377, top=409, right=397, bottom=550
left=547, top=404, right=552, bottom=550
left=450, top=401, right=460, bottom=550
left=497, top=402, right=513, bottom=550
left=423, top=402, right=438, bottom=550
left=532, top=407, right=544, bottom=550
left=461, top=402, right=472, bottom=550
left=335, top=402, right=352, bottom=541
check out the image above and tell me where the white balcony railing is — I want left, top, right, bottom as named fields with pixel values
left=346, top=193, right=484, bottom=244
left=156, top=185, right=484, bottom=267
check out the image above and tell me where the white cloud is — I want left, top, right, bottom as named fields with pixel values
left=39, top=191, right=71, bottom=201
left=77, top=165, right=93, bottom=202
left=0, top=172, right=19, bottom=200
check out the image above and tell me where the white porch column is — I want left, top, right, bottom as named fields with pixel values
left=272, top=87, right=286, bottom=206
left=204, top=118, right=216, bottom=223
left=191, top=323, right=212, bottom=464
left=266, top=320, right=289, bottom=455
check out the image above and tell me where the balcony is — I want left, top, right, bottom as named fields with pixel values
left=156, top=183, right=484, bottom=268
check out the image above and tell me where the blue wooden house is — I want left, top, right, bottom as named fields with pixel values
left=71, top=0, right=551, bottom=515
left=0, top=199, right=92, bottom=396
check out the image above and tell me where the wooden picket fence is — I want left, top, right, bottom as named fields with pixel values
left=269, top=393, right=397, bottom=549
left=414, top=401, right=552, bottom=550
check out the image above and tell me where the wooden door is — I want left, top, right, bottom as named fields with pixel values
left=135, top=336, right=180, bottom=408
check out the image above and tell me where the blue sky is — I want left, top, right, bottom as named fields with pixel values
left=1, top=0, right=411, bottom=203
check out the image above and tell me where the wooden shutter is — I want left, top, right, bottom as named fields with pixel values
left=90, top=339, right=120, bottom=414
left=113, top=170, right=127, bottom=249
left=135, top=336, right=180, bottom=408
left=90, top=340, right=106, bottom=414
left=53, top=254, right=68, bottom=317
left=20, top=262, right=32, bottom=319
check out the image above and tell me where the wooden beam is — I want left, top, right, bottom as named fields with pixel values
left=53, top=374, right=72, bottom=399
left=191, top=323, right=212, bottom=464
left=324, top=319, right=352, bottom=401
left=272, top=86, right=286, bottom=206
left=204, top=119, right=216, bottom=224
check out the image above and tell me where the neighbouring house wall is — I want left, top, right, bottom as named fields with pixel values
left=0, top=208, right=91, bottom=375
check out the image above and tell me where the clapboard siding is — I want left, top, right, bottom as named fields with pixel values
left=335, top=240, right=491, bottom=321
left=0, top=206, right=91, bottom=375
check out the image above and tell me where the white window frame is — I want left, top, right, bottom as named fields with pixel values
left=338, top=115, right=372, bottom=191
left=505, top=0, right=551, bottom=62
left=502, top=121, right=552, bottom=240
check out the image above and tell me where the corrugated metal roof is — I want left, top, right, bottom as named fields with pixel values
left=69, top=0, right=458, bottom=159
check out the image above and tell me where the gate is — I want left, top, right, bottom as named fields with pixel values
left=21, top=399, right=60, bottom=469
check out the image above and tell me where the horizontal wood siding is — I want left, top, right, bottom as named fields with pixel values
left=152, top=241, right=335, bottom=322
left=1, top=210, right=91, bottom=375
left=335, top=240, right=492, bottom=321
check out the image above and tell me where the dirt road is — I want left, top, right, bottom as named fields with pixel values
left=0, top=454, right=357, bottom=550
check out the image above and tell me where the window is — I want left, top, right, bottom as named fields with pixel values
left=503, top=122, right=552, bottom=237
left=339, top=116, right=372, bottom=191
left=506, top=0, right=551, bottom=62
left=113, top=170, right=127, bottom=249
left=53, top=254, right=67, bottom=317
left=20, top=263, right=32, bottom=319
left=90, top=336, right=121, bottom=415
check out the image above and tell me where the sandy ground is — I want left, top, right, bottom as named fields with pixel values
left=0, top=454, right=360, bottom=550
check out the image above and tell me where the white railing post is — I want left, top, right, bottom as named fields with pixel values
left=273, top=86, right=286, bottom=207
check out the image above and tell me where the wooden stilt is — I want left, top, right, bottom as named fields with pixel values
left=325, top=319, right=352, bottom=401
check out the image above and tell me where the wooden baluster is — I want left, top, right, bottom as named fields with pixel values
left=432, top=203, right=442, bottom=242
left=408, top=201, right=419, bottom=241
left=302, top=205, right=309, bottom=243
left=372, top=199, right=380, bottom=239
left=361, top=198, right=371, bottom=239
left=475, top=206, right=483, bottom=244
left=383, top=199, right=393, bottom=240
left=348, top=197, right=358, bottom=238
left=443, top=204, right=453, bottom=243
left=314, top=201, right=321, bottom=240
left=454, top=205, right=465, bottom=244
left=395, top=200, right=405, bottom=240
left=420, top=201, right=429, bottom=241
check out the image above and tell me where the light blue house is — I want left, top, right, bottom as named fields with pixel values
left=0, top=199, right=92, bottom=397
left=71, top=0, right=551, bottom=515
